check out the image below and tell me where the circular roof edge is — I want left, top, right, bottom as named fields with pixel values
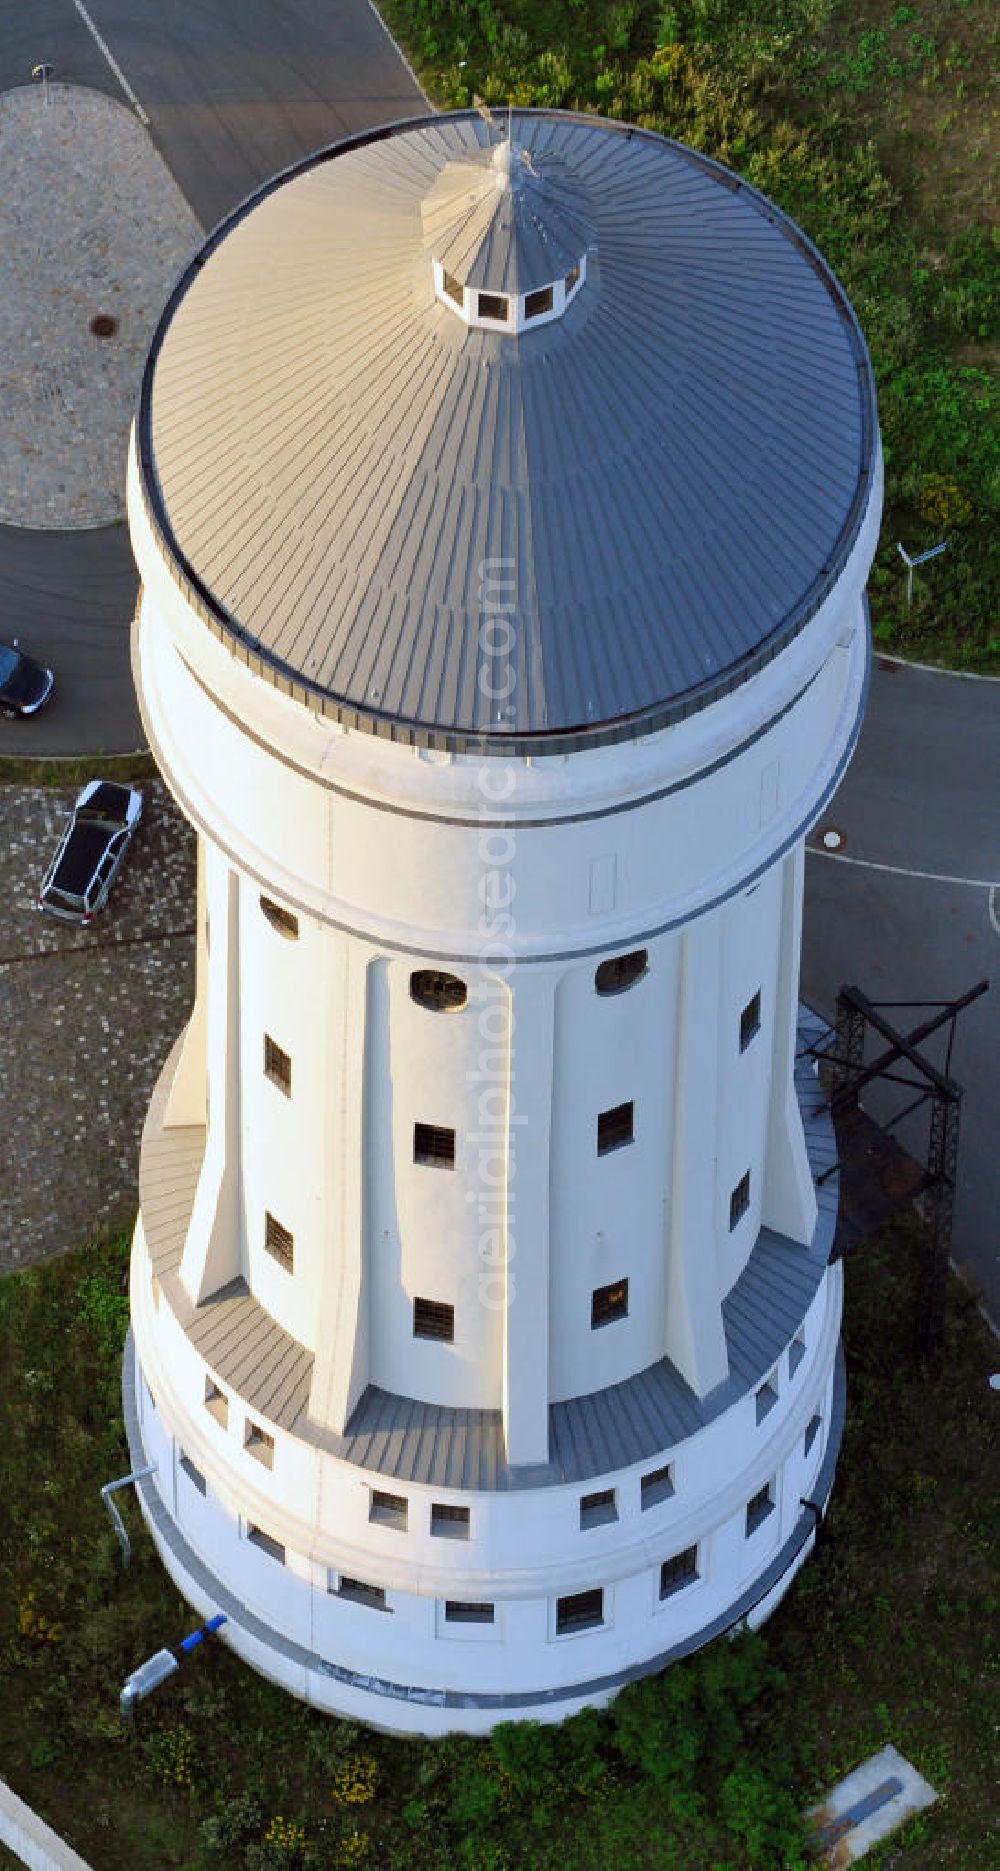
left=135, top=108, right=879, bottom=759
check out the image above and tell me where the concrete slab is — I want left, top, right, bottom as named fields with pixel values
left=805, top=1743, right=937, bottom=1866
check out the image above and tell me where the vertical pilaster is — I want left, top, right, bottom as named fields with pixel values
left=665, top=915, right=729, bottom=1396
left=164, top=832, right=208, bottom=1128
left=762, top=844, right=817, bottom=1244
left=501, top=972, right=554, bottom=1466
left=180, top=858, right=241, bottom=1303
left=308, top=944, right=371, bottom=1434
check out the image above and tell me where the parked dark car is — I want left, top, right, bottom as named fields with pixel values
left=0, top=637, right=54, bottom=717
left=38, top=780, right=143, bottom=924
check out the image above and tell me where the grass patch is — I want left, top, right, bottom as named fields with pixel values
left=0, top=1221, right=997, bottom=1867
left=0, top=751, right=156, bottom=788
left=379, top=0, right=1000, bottom=670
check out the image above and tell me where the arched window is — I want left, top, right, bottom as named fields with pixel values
left=410, top=969, right=467, bottom=1013
left=595, top=949, right=648, bottom=996
left=260, top=895, right=298, bottom=939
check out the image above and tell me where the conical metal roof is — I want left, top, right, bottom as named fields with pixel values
left=421, top=136, right=596, bottom=294
left=137, top=110, right=878, bottom=756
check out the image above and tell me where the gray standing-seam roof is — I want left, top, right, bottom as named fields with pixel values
left=143, top=1010, right=839, bottom=1492
left=137, top=109, right=878, bottom=757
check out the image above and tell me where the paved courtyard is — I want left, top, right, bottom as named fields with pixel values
left=0, top=81, right=200, bottom=528
left=0, top=781, right=195, bottom=1271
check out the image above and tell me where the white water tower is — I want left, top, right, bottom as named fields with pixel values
left=125, top=108, right=881, bottom=1734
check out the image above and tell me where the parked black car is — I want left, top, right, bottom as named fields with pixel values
left=0, top=638, right=54, bottom=718
left=38, top=781, right=143, bottom=924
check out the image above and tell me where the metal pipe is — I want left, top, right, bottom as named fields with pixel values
left=100, top=1464, right=157, bottom=1568
left=120, top=1614, right=227, bottom=1725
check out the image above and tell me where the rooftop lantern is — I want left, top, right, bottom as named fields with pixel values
left=422, top=135, right=594, bottom=332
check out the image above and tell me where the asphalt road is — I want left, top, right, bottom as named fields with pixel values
left=0, top=10, right=997, bottom=1319
left=803, top=658, right=1000, bottom=1325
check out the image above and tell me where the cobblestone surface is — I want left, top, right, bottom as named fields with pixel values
left=0, top=781, right=195, bottom=1271
left=0, top=82, right=201, bottom=529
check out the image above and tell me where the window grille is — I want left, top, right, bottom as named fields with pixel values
left=745, top=1483, right=775, bottom=1537
left=414, top=1122, right=456, bottom=1169
left=729, top=1171, right=751, bottom=1230
left=659, top=1546, right=699, bottom=1599
left=591, top=1279, right=628, bottom=1329
left=335, top=1575, right=387, bottom=1610
left=265, top=1211, right=294, bottom=1271
left=370, top=1490, right=408, bottom=1531
left=580, top=1489, right=617, bottom=1530
left=431, top=1503, right=470, bottom=1539
left=445, top=1601, right=494, bottom=1624
left=641, top=1463, right=674, bottom=1510
left=264, top=1033, right=292, bottom=1094
left=414, top=1297, right=455, bottom=1342
left=556, top=1588, right=603, bottom=1634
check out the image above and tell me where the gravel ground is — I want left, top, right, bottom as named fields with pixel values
left=0, top=781, right=195, bottom=1271
left=0, top=81, right=201, bottom=529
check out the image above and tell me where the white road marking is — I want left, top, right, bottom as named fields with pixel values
left=71, top=0, right=150, bottom=124
left=808, top=845, right=1000, bottom=894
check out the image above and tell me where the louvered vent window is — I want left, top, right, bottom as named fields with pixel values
left=264, top=1034, right=292, bottom=1094
left=729, top=1171, right=751, bottom=1231
left=265, top=1211, right=294, bottom=1271
left=556, top=1588, right=603, bottom=1634
left=414, top=1297, right=455, bottom=1342
left=659, top=1546, right=699, bottom=1599
left=414, top=1122, right=456, bottom=1168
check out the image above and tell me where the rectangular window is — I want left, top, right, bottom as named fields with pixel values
left=264, top=1033, right=292, bottom=1095
left=477, top=291, right=509, bottom=322
left=565, top=263, right=581, bottom=294
left=179, top=1453, right=207, bottom=1497
left=431, top=1503, right=471, bottom=1540
left=729, top=1171, right=751, bottom=1231
left=414, top=1297, right=455, bottom=1342
left=525, top=285, right=554, bottom=319
left=444, top=1601, right=495, bottom=1624
left=597, top=1101, right=634, bottom=1155
left=265, top=1211, right=294, bottom=1272
left=591, top=1278, right=628, bottom=1329
left=659, top=1545, right=699, bottom=1599
left=247, top=1523, right=285, bottom=1563
left=556, top=1588, right=604, bottom=1635
left=204, top=1377, right=228, bottom=1427
left=641, top=1463, right=674, bottom=1510
left=245, top=1421, right=275, bottom=1470
left=789, top=1332, right=806, bottom=1378
left=370, top=1489, right=408, bottom=1531
left=740, top=990, right=762, bottom=1052
left=805, top=1413, right=822, bottom=1456
left=334, top=1575, right=387, bottom=1610
left=745, top=1482, right=775, bottom=1538
left=442, top=270, right=464, bottom=307
left=414, top=1122, right=456, bottom=1169
left=755, top=1377, right=778, bottom=1425
left=580, top=1489, right=618, bottom=1530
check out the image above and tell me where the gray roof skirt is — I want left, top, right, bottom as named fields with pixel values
left=138, top=109, right=878, bottom=758
left=145, top=1009, right=838, bottom=1493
